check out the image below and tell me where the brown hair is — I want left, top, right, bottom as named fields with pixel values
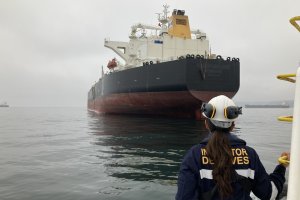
left=205, top=119, right=234, bottom=199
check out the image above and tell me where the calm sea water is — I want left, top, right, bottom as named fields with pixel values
left=0, top=107, right=292, bottom=200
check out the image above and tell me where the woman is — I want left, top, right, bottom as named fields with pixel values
left=176, top=95, right=289, bottom=200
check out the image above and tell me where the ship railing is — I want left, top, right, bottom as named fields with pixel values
left=290, top=16, right=300, bottom=32
left=276, top=73, right=296, bottom=122
left=277, top=16, right=300, bottom=200
left=130, top=23, right=161, bottom=38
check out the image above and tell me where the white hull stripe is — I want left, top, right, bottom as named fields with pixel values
left=199, top=169, right=255, bottom=180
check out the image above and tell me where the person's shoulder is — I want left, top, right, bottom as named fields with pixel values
left=191, top=143, right=206, bottom=149
left=244, top=145, right=258, bottom=154
left=183, top=144, right=205, bottom=159
left=229, top=134, right=247, bottom=146
left=243, top=145, right=261, bottom=162
left=229, top=135, right=257, bottom=154
left=180, top=144, right=203, bottom=169
left=187, top=144, right=204, bottom=154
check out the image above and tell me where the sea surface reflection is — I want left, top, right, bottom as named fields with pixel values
left=88, top=113, right=208, bottom=184
left=0, top=107, right=292, bottom=200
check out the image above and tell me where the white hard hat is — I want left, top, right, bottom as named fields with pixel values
left=201, top=95, right=242, bottom=128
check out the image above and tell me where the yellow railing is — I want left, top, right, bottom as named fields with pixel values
left=276, top=73, right=296, bottom=122
left=278, top=17, right=300, bottom=122
left=277, top=74, right=296, bottom=83
left=278, top=115, right=293, bottom=122
left=290, top=16, right=300, bottom=32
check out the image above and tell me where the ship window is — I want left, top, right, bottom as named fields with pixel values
left=176, top=19, right=187, bottom=25
left=118, top=47, right=126, bottom=54
left=154, top=40, right=163, bottom=44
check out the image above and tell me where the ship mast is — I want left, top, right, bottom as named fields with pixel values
left=157, top=4, right=169, bottom=35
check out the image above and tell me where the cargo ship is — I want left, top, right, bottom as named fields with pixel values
left=88, top=5, right=240, bottom=119
left=245, top=104, right=290, bottom=108
left=0, top=102, right=9, bottom=107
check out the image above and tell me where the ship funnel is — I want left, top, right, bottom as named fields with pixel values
left=168, top=9, right=191, bottom=39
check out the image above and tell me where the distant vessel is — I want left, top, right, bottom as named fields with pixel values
left=88, top=5, right=240, bottom=118
left=245, top=104, right=290, bottom=108
left=0, top=102, right=9, bottom=107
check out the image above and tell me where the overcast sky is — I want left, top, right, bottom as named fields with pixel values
left=0, top=0, right=299, bottom=106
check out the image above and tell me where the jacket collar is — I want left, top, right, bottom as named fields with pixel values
left=200, top=133, right=246, bottom=146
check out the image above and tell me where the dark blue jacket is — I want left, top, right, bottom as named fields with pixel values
left=176, top=134, right=286, bottom=200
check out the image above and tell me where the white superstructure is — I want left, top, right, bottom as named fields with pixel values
left=104, top=5, right=212, bottom=71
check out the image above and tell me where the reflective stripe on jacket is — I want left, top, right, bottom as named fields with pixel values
left=176, top=134, right=286, bottom=200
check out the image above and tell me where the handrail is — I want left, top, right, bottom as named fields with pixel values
left=290, top=16, right=300, bottom=32
left=277, top=74, right=296, bottom=83
left=277, top=74, right=295, bottom=122
left=278, top=115, right=293, bottom=122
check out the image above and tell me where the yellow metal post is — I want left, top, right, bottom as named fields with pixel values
left=287, top=68, right=300, bottom=200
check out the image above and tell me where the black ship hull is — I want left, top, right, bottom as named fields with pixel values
left=88, top=58, right=240, bottom=119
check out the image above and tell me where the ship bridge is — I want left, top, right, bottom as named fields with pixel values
left=104, top=6, right=211, bottom=69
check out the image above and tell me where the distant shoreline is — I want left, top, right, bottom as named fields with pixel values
left=245, top=104, right=290, bottom=108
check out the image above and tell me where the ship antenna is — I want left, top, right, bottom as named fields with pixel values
left=163, top=4, right=169, bottom=19
left=157, top=4, right=169, bottom=34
